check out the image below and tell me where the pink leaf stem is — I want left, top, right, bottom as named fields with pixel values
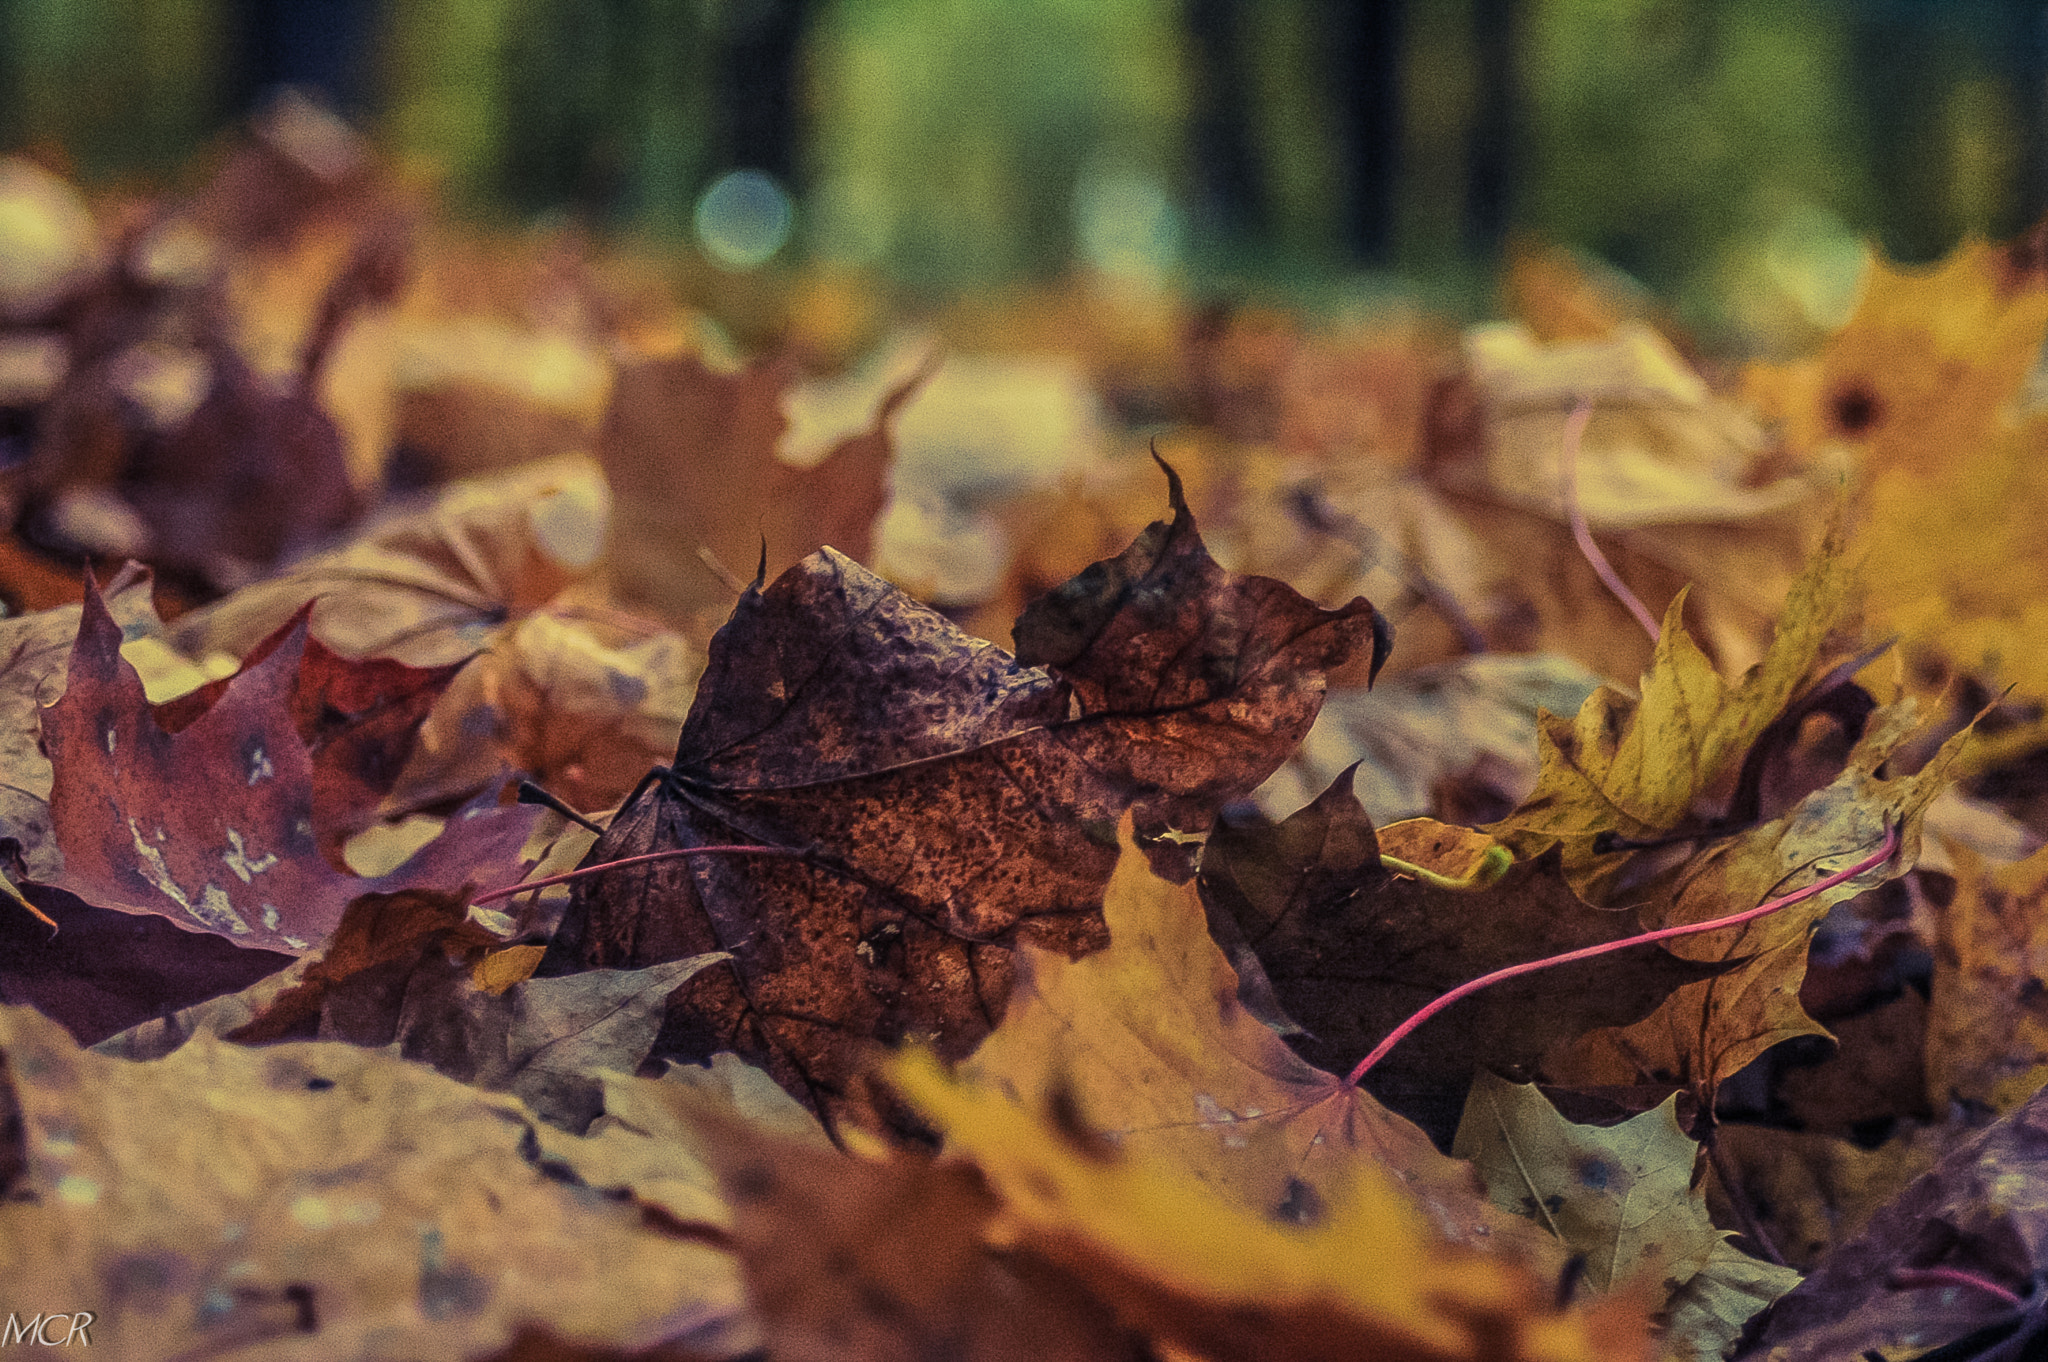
left=1887, top=1266, right=2026, bottom=1308
left=1346, top=823, right=1901, bottom=1086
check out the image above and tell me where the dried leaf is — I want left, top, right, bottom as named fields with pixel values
left=168, top=453, right=610, bottom=666
left=894, top=1050, right=1654, bottom=1362
left=678, top=1091, right=1138, bottom=1362
left=0, top=562, right=161, bottom=887
left=1258, top=652, right=1605, bottom=827
left=37, top=581, right=538, bottom=953
left=1733, top=1083, right=2048, bottom=1361
left=1451, top=1073, right=1798, bottom=1361
left=1742, top=225, right=2048, bottom=479
left=966, top=818, right=1561, bottom=1254
left=1926, top=840, right=2048, bottom=1116
left=0, top=1003, right=756, bottom=1359
left=542, top=475, right=1382, bottom=1134
left=601, top=351, right=923, bottom=636
left=1201, top=771, right=1729, bottom=1138
left=1548, top=702, right=1966, bottom=1098
left=1489, top=535, right=1851, bottom=901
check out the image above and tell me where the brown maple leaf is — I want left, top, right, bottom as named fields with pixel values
left=539, top=466, right=1386, bottom=1135
left=1199, top=768, right=1730, bottom=1141
left=601, top=348, right=928, bottom=637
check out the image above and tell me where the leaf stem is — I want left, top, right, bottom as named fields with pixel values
left=472, top=844, right=806, bottom=905
left=1346, top=822, right=1900, bottom=1086
left=1888, top=1267, right=2025, bottom=1308
left=1560, top=398, right=1663, bottom=644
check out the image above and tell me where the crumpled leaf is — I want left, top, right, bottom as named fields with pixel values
left=1201, top=770, right=1730, bottom=1140
left=1258, top=651, right=1605, bottom=827
left=37, top=581, right=539, bottom=954
left=0, top=1003, right=755, bottom=1360
left=601, top=349, right=925, bottom=637
left=676, top=1087, right=1139, bottom=1362
left=1547, top=701, right=1968, bottom=1099
left=1488, top=535, right=1851, bottom=901
left=541, top=473, right=1383, bottom=1134
left=1733, top=1081, right=2048, bottom=1361
left=1452, top=1073, right=1799, bottom=1362
left=964, top=817, right=1563, bottom=1256
left=1925, top=840, right=2048, bottom=1116
left=894, top=1049, right=1655, bottom=1362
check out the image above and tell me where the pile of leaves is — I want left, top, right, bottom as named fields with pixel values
left=8, top=106, right=2048, bottom=1361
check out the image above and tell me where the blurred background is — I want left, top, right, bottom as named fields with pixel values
left=2, top=0, right=2045, bottom=344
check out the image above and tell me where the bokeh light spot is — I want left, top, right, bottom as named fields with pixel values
left=695, top=170, right=794, bottom=270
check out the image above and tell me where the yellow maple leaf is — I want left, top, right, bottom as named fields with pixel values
left=893, top=1049, right=1653, bottom=1362
left=958, top=814, right=1556, bottom=1256
left=1856, top=413, right=2048, bottom=708
left=1489, top=534, right=1849, bottom=901
left=1742, top=228, right=2048, bottom=479
left=1548, top=701, right=1968, bottom=1098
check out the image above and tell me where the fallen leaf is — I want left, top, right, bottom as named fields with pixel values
left=1451, top=1073, right=1799, bottom=1362
left=541, top=472, right=1382, bottom=1134
left=541, top=1056, right=830, bottom=1239
left=1257, top=651, right=1605, bottom=827
left=37, top=580, right=539, bottom=953
left=964, top=817, right=1563, bottom=1254
left=154, top=602, right=469, bottom=858
left=1925, top=839, right=2048, bottom=1116
left=401, top=603, right=701, bottom=815
left=0, top=561, right=161, bottom=889
left=0, top=1003, right=757, bottom=1360
left=1775, top=989, right=1931, bottom=1137
left=1201, top=770, right=1729, bottom=1139
left=1488, top=534, right=1851, bottom=901
left=1733, top=1082, right=2048, bottom=1361
left=1703, top=1122, right=1947, bottom=1272
left=390, top=955, right=731, bottom=1133
left=601, top=349, right=924, bottom=637
left=677, top=1090, right=1139, bottom=1362
left=894, top=1049, right=1654, bottom=1362
left=1455, top=1071, right=1718, bottom=1292
left=1662, top=1240, right=1806, bottom=1362
left=167, top=452, right=610, bottom=666
left=1546, top=701, right=1967, bottom=1099
left=1459, top=322, right=1826, bottom=529
left=1742, top=223, right=2048, bottom=479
